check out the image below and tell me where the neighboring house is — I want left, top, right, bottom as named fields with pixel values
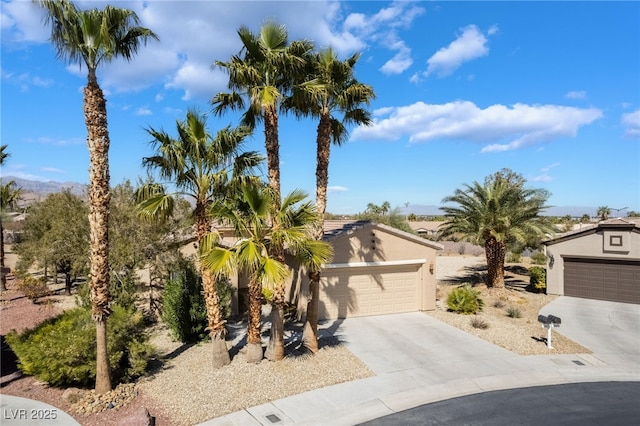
left=407, top=220, right=442, bottom=238
left=287, top=220, right=444, bottom=320
left=543, top=218, right=640, bottom=304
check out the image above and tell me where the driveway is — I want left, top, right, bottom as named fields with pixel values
left=207, top=297, right=639, bottom=425
left=540, top=296, right=640, bottom=369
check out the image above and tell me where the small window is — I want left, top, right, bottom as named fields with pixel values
left=609, top=235, right=623, bottom=246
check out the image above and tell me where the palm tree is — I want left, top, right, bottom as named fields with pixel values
left=201, top=184, right=333, bottom=363
left=212, top=21, right=313, bottom=360
left=597, top=206, right=610, bottom=221
left=285, top=48, right=375, bottom=352
left=439, top=169, right=554, bottom=288
left=35, top=0, right=157, bottom=393
left=136, top=109, right=262, bottom=367
left=1, top=154, right=21, bottom=292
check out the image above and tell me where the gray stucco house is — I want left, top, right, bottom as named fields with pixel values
left=543, top=218, right=640, bottom=304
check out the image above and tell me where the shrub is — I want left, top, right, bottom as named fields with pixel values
left=5, top=306, right=154, bottom=388
left=506, top=251, right=522, bottom=263
left=17, top=274, right=49, bottom=300
left=529, top=266, right=546, bottom=292
left=446, top=284, right=484, bottom=315
left=530, top=251, right=547, bottom=265
left=506, top=307, right=522, bottom=318
left=492, top=300, right=505, bottom=309
left=470, top=317, right=489, bottom=329
left=161, top=260, right=208, bottom=343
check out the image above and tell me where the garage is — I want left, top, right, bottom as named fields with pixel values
left=543, top=218, right=640, bottom=305
left=564, top=258, right=640, bottom=304
left=287, top=220, right=443, bottom=320
left=320, top=263, right=421, bottom=319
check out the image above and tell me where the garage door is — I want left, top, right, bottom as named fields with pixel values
left=319, top=264, right=420, bottom=319
left=564, top=258, right=640, bottom=304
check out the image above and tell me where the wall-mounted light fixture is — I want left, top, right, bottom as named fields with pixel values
left=429, top=262, right=434, bottom=274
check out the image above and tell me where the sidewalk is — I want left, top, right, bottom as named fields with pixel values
left=203, top=299, right=640, bottom=425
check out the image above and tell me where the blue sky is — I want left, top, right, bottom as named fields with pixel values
left=2, top=1, right=639, bottom=216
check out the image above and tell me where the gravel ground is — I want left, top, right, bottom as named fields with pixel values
left=1, top=253, right=590, bottom=425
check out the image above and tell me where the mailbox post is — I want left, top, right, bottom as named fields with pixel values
left=538, top=314, right=561, bottom=349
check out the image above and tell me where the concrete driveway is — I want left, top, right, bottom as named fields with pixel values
left=206, top=297, right=638, bottom=425
left=540, top=296, right=640, bottom=369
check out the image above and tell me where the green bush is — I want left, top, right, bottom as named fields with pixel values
left=529, top=266, right=546, bottom=292
left=446, top=284, right=484, bottom=315
left=161, top=260, right=208, bottom=343
left=5, top=305, right=154, bottom=388
left=506, top=251, right=522, bottom=263
left=17, top=274, right=49, bottom=300
left=530, top=251, right=547, bottom=265
left=506, top=306, right=522, bottom=318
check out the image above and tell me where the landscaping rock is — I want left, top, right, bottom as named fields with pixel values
left=118, top=407, right=155, bottom=426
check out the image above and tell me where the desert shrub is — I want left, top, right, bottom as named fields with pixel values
left=506, top=251, right=522, bottom=263
left=529, top=266, right=546, bottom=292
left=492, top=300, right=505, bottom=309
left=506, top=307, right=522, bottom=318
left=470, top=317, right=489, bottom=329
left=446, top=284, right=484, bottom=315
left=16, top=274, right=49, bottom=300
left=161, top=260, right=208, bottom=343
left=5, top=305, right=154, bottom=388
left=457, top=244, right=466, bottom=255
left=530, top=251, right=547, bottom=265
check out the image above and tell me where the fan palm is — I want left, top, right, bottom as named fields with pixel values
left=597, top=206, right=611, bottom=221
left=212, top=21, right=313, bottom=360
left=35, top=0, right=157, bottom=393
left=136, top=109, right=262, bottom=367
left=201, top=184, right=333, bottom=363
left=439, top=169, right=554, bottom=288
left=285, top=48, right=375, bottom=352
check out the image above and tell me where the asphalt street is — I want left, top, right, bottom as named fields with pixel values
left=360, top=381, right=640, bottom=426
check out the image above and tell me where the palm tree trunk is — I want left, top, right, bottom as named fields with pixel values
left=0, top=217, right=7, bottom=291
left=195, top=206, right=230, bottom=367
left=302, top=113, right=332, bottom=353
left=264, top=104, right=286, bottom=361
left=85, top=69, right=112, bottom=393
left=485, top=237, right=506, bottom=288
left=202, top=268, right=231, bottom=367
left=246, top=279, right=263, bottom=363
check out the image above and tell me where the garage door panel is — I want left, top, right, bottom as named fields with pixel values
left=564, top=258, right=640, bottom=304
left=320, top=265, right=420, bottom=319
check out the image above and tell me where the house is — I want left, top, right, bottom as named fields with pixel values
left=406, top=220, right=442, bottom=238
left=542, top=218, right=640, bottom=304
left=286, top=220, right=443, bottom=320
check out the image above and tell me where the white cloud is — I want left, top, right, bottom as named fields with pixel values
left=135, top=107, right=153, bottom=116
left=565, top=90, right=587, bottom=100
left=541, top=162, right=560, bottom=173
left=352, top=100, right=603, bottom=152
left=0, top=1, right=48, bottom=43
left=328, top=186, right=349, bottom=192
left=621, top=109, right=640, bottom=138
left=425, top=25, right=493, bottom=78
left=380, top=42, right=413, bottom=74
left=41, top=167, right=65, bottom=174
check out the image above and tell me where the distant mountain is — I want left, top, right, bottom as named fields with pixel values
left=401, top=204, right=601, bottom=218
left=1, top=176, right=87, bottom=198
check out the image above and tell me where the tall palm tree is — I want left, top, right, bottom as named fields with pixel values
left=202, top=184, right=333, bottom=363
left=35, top=0, right=157, bottom=393
left=439, top=169, right=554, bottom=288
left=285, top=48, right=375, bottom=352
left=212, top=21, right=313, bottom=360
left=136, top=109, right=262, bottom=367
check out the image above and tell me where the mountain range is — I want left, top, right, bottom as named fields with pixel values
left=1, top=176, right=606, bottom=217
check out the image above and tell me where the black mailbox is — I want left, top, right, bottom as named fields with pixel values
left=538, top=315, right=550, bottom=324
left=547, top=315, right=562, bottom=326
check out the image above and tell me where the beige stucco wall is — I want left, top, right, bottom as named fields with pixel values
left=288, top=224, right=441, bottom=319
left=545, top=228, right=640, bottom=295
